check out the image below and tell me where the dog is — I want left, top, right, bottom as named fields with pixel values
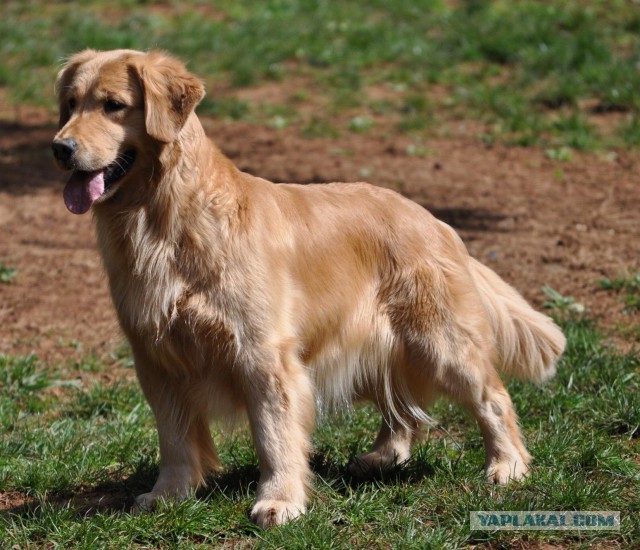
left=52, top=49, right=565, bottom=527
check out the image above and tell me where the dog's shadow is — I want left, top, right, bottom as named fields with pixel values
left=200, top=451, right=437, bottom=504
left=2, top=451, right=437, bottom=520
left=1, top=460, right=159, bottom=518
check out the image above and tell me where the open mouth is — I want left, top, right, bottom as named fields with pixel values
left=63, top=150, right=136, bottom=215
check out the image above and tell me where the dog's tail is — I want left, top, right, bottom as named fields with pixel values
left=470, top=258, right=566, bottom=383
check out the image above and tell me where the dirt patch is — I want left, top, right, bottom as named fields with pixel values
left=0, top=490, right=36, bottom=512
left=1, top=101, right=639, bottom=366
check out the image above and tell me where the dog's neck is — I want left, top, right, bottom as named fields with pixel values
left=94, top=114, right=244, bottom=336
left=97, top=113, right=242, bottom=240
left=153, top=114, right=241, bottom=231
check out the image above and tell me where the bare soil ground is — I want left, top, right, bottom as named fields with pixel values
left=1, top=99, right=639, bottom=366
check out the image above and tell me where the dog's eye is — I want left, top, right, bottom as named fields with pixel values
left=104, top=99, right=126, bottom=113
left=68, top=98, right=76, bottom=111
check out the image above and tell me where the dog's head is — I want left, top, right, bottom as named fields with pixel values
left=53, top=49, right=205, bottom=214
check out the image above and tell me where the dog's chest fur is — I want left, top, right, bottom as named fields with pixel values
left=95, top=205, right=252, bottom=372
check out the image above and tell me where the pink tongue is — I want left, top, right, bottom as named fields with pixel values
left=63, top=170, right=105, bottom=215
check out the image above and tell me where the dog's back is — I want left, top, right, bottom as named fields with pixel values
left=53, top=49, right=565, bottom=527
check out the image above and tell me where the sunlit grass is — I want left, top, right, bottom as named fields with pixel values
left=1, top=314, right=638, bottom=547
left=2, top=1, right=640, bottom=148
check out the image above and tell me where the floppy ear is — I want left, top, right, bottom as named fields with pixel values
left=55, top=49, right=97, bottom=128
left=130, top=50, right=205, bottom=143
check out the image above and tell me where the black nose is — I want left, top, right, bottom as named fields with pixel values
left=52, top=138, right=78, bottom=168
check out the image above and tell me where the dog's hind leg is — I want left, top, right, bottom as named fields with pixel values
left=393, top=261, right=531, bottom=484
left=349, top=411, right=420, bottom=478
left=468, top=369, right=531, bottom=484
left=434, top=350, right=531, bottom=485
left=242, top=347, right=315, bottom=528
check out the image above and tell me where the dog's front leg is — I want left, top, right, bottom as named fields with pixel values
left=134, top=408, right=220, bottom=511
left=131, top=345, right=221, bottom=511
left=243, top=352, right=315, bottom=527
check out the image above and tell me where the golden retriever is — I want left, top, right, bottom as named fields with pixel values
left=52, top=49, right=565, bottom=527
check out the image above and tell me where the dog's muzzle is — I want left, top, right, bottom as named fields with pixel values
left=52, top=137, right=79, bottom=170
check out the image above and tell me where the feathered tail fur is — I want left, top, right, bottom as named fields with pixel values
left=470, top=258, right=566, bottom=383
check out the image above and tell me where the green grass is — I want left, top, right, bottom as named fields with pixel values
left=599, top=272, right=640, bottom=313
left=1, top=316, right=638, bottom=548
left=2, top=1, right=640, bottom=149
left=0, top=262, right=18, bottom=284
left=1, top=3, right=639, bottom=545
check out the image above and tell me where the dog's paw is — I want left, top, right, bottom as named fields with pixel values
left=485, top=456, right=530, bottom=485
left=250, top=499, right=305, bottom=527
left=349, top=450, right=405, bottom=478
left=131, top=492, right=160, bottom=515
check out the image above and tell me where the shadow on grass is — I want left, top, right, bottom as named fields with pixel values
left=312, top=449, right=438, bottom=495
left=2, top=450, right=438, bottom=520
left=1, top=460, right=158, bottom=519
